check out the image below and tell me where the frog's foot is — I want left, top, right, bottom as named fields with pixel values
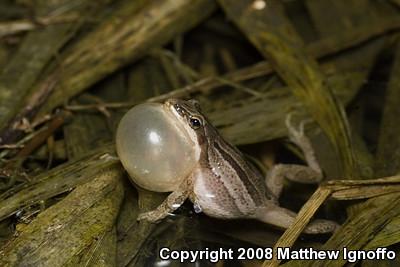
left=137, top=210, right=170, bottom=222
left=304, top=219, right=340, bottom=234
left=265, top=114, right=324, bottom=198
left=285, top=114, right=321, bottom=174
left=255, top=203, right=339, bottom=234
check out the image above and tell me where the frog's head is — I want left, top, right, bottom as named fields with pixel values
left=165, top=98, right=209, bottom=145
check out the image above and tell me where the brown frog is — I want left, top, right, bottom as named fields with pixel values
left=131, top=99, right=338, bottom=234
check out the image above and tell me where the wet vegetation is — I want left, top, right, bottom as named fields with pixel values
left=0, top=0, right=400, bottom=266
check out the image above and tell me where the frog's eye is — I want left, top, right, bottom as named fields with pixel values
left=189, top=117, right=202, bottom=129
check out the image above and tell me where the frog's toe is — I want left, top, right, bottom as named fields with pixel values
left=286, top=117, right=305, bottom=142
left=137, top=211, right=164, bottom=223
left=136, top=212, right=150, bottom=221
left=304, top=219, right=340, bottom=234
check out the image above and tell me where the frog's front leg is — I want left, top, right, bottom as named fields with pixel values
left=266, top=115, right=323, bottom=198
left=255, top=202, right=339, bottom=234
left=137, top=178, right=192, bottom=222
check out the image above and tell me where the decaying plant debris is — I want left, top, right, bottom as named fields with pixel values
left=0, top=0, right=400, bottom=266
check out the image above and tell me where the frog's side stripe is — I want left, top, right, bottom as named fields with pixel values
left=212, top=140, right=265, bottom=215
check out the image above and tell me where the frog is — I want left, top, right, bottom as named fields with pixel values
left=136, top=99, right=338, bottom=234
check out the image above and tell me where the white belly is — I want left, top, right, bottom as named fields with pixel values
left=191, top=168, right=257, bottom=219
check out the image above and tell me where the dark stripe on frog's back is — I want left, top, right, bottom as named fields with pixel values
left=212, top=139, right=266, bottom=207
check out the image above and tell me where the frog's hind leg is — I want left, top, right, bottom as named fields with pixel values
left=137, top=178, right=192, bottom=222
left=255, top=203, right=338, bottom=234
left=261, top=116, right=338, bottom=234
left=265, top=115, right=323, bottom=198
